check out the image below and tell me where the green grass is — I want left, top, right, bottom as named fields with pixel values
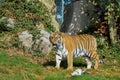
left=44, top=73, right=65, bottom=80
left=0, top=50, right=43, bottom=80
left=44, top=72, right=120, bottom=80
left=0, top=49, right=120, bottom=80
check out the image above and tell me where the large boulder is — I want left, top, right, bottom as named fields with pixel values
left=33, top=29, right=52, bottom=55
left=60, top=0, right=95, bottom=34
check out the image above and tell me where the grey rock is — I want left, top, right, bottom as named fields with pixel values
left=32, top=29, right=52, bottom=55
left=18, top=30, right=33, bottom=48
left=39, top=36, right=52, bottom=54
left=7, top=18, right=14, bottom=28
left=60, top=0, right=96, bottom=34
left=18, top=29, right=52, bottom=55
left=40, top=29, right=50, bottom=38
left=0, top=17, right=15, bottom=29
left=39, top=29, right=52, bottom=54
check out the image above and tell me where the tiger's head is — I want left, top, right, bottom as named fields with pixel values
left=49, top=32, right=62, bottom=47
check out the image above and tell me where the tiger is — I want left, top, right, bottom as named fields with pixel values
left=49, top=32, right=99, bottom=70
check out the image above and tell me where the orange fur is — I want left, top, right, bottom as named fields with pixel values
left=50, top=32, right=99, bottom=70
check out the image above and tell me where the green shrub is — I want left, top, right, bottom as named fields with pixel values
left=0, top=0, right=54, bottom=31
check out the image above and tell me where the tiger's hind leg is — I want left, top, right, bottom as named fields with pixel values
left=91, top=51, right=99, bottom=69
left=85, top=57, right=92, bottom=69
left=94, top=54, right=99, bottom=69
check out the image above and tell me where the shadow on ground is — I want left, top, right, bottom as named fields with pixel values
left=42, top=59, right=87, bottom=69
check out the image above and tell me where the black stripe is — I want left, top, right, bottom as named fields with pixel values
left=56, top=53, right=62, bottom=57
left=59, top=59, right=62, bottom=61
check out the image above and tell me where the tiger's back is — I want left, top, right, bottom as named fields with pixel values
left=62, top=34, right=97, bottom=53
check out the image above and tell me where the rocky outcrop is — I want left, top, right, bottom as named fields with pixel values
left=40, top=0, right=59, bottom=31
left=60, top=0, right=95, bottom=34
left=32, top=29, right=52, bottom=55
left=26, top=0, right=59, bottom=31
left=18, top=29, right=52, bottom=55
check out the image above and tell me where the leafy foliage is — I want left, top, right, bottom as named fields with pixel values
left=91, top=0, right=120, bottom=22
left=91, top=0, right=120, bottom=44
left=0, top=0, right=54, bottom=31
left=85, top=0, right=120, bottom=60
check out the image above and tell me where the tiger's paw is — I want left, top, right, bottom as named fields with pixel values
left=55, top=65, right=60, bottom=69
left=87, top=65, right=92, bottom=69
left=67, top=67, right=73, bottom=71
left=94, top=65, right=98, bottom=70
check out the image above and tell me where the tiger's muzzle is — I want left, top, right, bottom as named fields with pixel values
left=52, top=43, right=57, bottom=47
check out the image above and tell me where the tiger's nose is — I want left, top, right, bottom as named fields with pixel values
left=52, top=43, right=57, bottom=47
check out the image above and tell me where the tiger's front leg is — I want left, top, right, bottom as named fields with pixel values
left=67, top=51, right=73, bottom=71
left=55, top=50, right=62, bottom=69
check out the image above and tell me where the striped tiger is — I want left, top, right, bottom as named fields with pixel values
left=49, top=32, right=99, bottom=70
